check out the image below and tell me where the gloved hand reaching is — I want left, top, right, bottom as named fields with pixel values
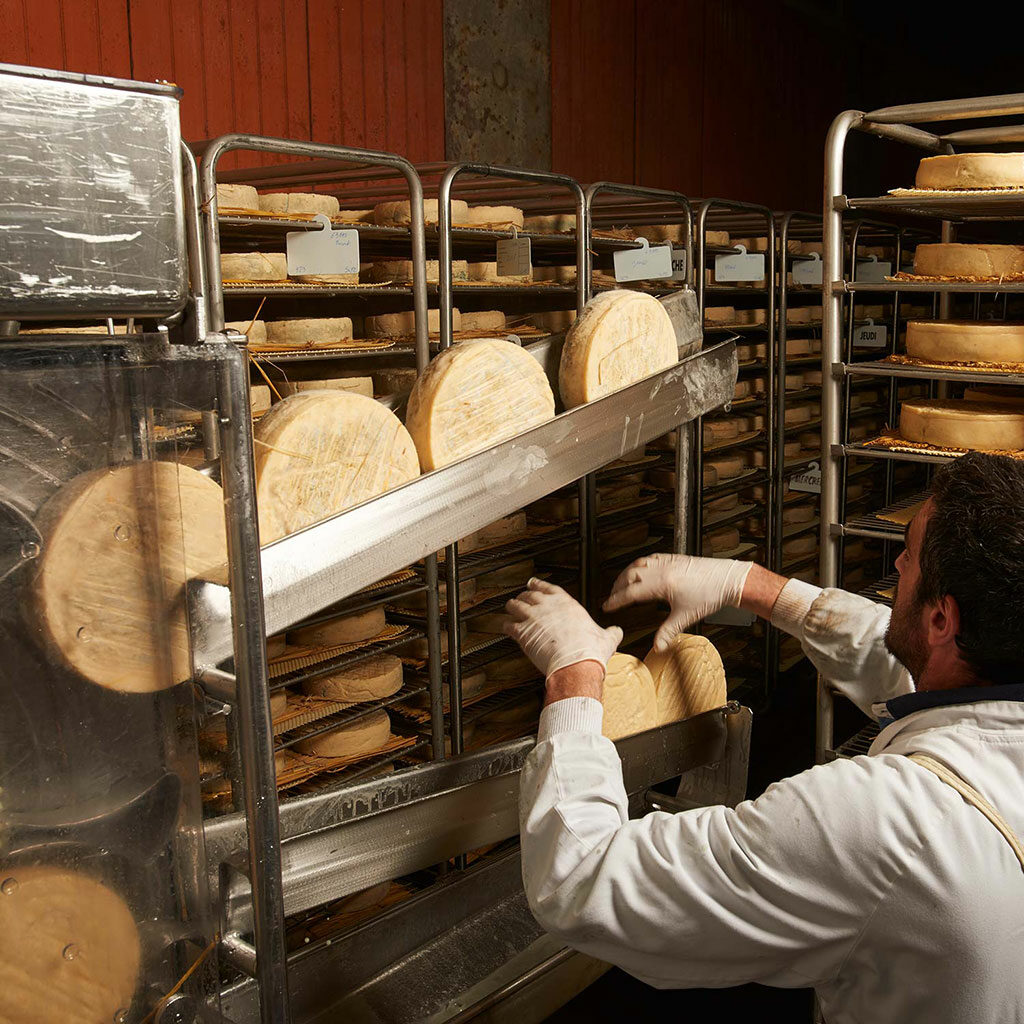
left=603, top=554, right=753, bottom=652
left=503, top=578, right=623, bottom=679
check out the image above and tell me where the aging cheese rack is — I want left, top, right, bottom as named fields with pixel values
left=820, top=92, right=1024, bottom=763
left=0, top=61, right=753, bottom=1024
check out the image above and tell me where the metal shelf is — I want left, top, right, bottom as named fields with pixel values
left=841, top=279, right=1024, bottom=294
left=836, top=441, right=956, bottom=466
left=843, top=359, right=1024, bottom=386
left=839, top=192, right=1024, bottom=222
left=857, top=571, right=898, bottom=607
left=842, top=489, right=929, bottom=541
left=834, top=720, right=881, bottom=759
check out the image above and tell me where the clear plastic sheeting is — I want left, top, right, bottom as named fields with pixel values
left=0, top=65, right=187, bottom=320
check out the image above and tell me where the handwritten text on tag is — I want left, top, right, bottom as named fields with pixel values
left=496, top=235, right=532, bottom=277
left=792, top=253, right=823, bottom=286
left=286, top=214, right=359, bottom=276
left=614, top=237, right=674, bottom=282
left=715, top=245, right=765, bottom=283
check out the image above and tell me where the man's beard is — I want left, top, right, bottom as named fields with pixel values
left=884, top=580, right=928, bottom=683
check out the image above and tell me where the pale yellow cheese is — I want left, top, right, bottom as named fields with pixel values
left=467, top=261, right=531, bottom=284
left=460, top=310, right=507, bottom=332
left=372, top=199, right=471, bottom=226
left=783, top=534, right=817, bottom=558
left=254, top=392, right=420, bottom=542
left=289, top=607, right=386, bottom=647
left=601, top=653, right=659, bottom=740
left=704, top=306, right=737, bottom=324
left=524, top=213, right=575, bottom=232
left=736, top=308, right=767, bottom=326
left=532, top=309, right=577, bottom=332
left=301, top=654, right=402, bottom=702
left=705, top=418, right=741, bottom=444
left=221, top=252, right=287, bottom=282
left=295, top=709, right=391, bottom=756
left=706, top=230, right=731, bottom=246
left=906, top=320, right=1024, bottom=364
left=265, top=317, right=353, bottom=348
left=406, top=338, right=556, bottom=471
left=476, top=559, right=533, bottom=589
left=258, top=192, right=341, bottom=216
left=225, top=319, right=268, bottom=346
left=365, top=260, right=469, bottom=284
left=251, top=385, right=272, bottom=417
left=916, top=152, right=1024, bottom=190
left=783, top=503, right=816, bottom=525
left=637, top=223, right=685, bottom=242
left=705, top=454, right=744, bottom=480
left=914, top=243, right=1024, bottom=279
left=217, top=183, right=259, bottom=209
left=785, top=404, right=814, bottom=426
left=467, top=205, right=524, bottom=227
left=293, top=271, right=359, bottom=285
left=366, top=308, right=462, bottom=337
left=900, top=398, right=1024, bottom=451
left=644, top=634, right=727, bottom=725
left=559, top=290, right=677, bottom=408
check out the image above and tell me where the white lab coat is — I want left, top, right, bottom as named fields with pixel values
left=519, top=581, right=1024, bottom=1023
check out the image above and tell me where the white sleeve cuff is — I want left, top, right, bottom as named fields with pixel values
left=769, top=578, right=823, bottom=635
left=537, top=696, right=604, bottom=742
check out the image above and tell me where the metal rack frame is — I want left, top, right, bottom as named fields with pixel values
left=820, top=92, right=1024, bottom=763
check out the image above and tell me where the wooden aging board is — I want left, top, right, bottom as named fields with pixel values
left=31, top=462, right=228, bottom=693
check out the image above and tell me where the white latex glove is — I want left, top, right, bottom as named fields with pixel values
left=603, top=553, right=753, bottom=652
left=503, top=578, right=623, bottom=679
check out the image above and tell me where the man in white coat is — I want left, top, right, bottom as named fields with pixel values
left=503, top=451, right=1024, bottom=1023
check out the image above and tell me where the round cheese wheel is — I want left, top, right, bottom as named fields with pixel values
left=278, top=377, right=373, bottom=399
left=224, top=319, right=269, bottom=345
left=601, top=522, right=650, bottom=551
left=254, top=392, right=420, bottom=542
left=301, top=654, right=402, bottom=702
left=484, top=653, right=538, bottom=684
left=916, top=152, right=1024, bottom=190
left=705, top=418, right=741, bottom=443
left=406, top=338, right=555, bottom=471
left=787, top=308, right=812, bottom=325
left=559, top=290, right=677, bottom=408
left=704, top=526, right=740, bottom=553
left=785, top=373, right=805, bottom=390
left=783, top=503, right=815, bottom=525
left=0, top=867, right=140, bottom=1024
left=733, top=380, right=753, bottom=400
left=906, top=320, right=1024, bottom=364
left=783, top=534, right=817, bottom=558
left=644, top=634, right=726, bottom=725
left=289, top=607, right=386, bottom=647
left=32, top=463, right=228, bottom=692
left=295, top=709, right=391, bottom=757
left=220, top=252, right=288, bottom=282
left=785, top=404, right=814, bottom=426
left=914, top=243, right=1024, bottom=279
left=474, top=512, right=528, bottom=545
left=706, top=230, right=731, bottom=246
left=293, top=272, right=359, bottom=285
left=900, top=399, right=1024, bottom=451
left=366, top=309, right=462, bottom=337
left=476, top=559, right=534, bottom=589
left=786, top=336, right=813, bottom=356
left=467, top=261, right=530, bottom=284
left=460, top=310, right=507, bottom=332
left=704, top=306, right=736, bottom=325
left=265, top=318, right=353, bottom=347
left=372, top=199, right=471, bottom=226
left=217, top=183, right=259, bottom=209
left=648, top=465, right=718, bottom=490
left=467, top=205, right=524, bottom=227
left=258, top=192, right=340, bottom=216
left=365, top=260, right=469, bottom=285
left=738, top=308, right=767, bottom=326
left=705, top=454, right=743, bottom=480
left=601, top=653, right=659, bottom=740
left=270, top=689, right=289, bottom=717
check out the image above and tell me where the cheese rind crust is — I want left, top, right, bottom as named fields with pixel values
left=914, top=243, right=1024, bottom=279
left=601, top=653, right=659, bottom=740
left=905, top=320, right=1024, bottom=364
left=900, top=399, right=1024, bottom=451
left=916, top=153, right=1024, bottom=190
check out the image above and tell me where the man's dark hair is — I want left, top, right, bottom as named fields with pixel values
left=917, top=451, right=1024, bottom=685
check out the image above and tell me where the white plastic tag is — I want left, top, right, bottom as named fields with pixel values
left=854, top=256, right=892, bottom=283
left=792, top=253, right=823, bottom=286
left=670, top=246, right=688, bottom=281
left=286, top=214, right=359, bottom=276
left=790, top=461, right=822, bottom=494
left=705, top=606, right=756, bottom=627
left=854, top=319, right=887, bottom=349
left=496, top=233, right=532, bottom=277
left=614, top=236, right=673, bottom=282
left=715, top=245, right=765, bottom=283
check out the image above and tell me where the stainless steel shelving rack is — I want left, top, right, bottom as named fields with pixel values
left=694, top=200, right=777, bottom=702
left=819, top=92, right=1024, bottom=763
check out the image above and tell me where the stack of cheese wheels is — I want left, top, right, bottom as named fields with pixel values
left=31, top=462, right=228, bottom=692
left=258, top=192, right=340, bottom=217
left=217, top=183, right=259, bottom=209
left=559, top=290, right=677, bottom=408
left=916, top=153, right=1024, bottom=190
left=289, top=607, right=386, bottom=647
left=601, top=653, right=659, bottom=740
left=905, top=320, right=1024, bottom=365
left=254, top=392, right=420, bottom=542
left=220, top=252, right=288, bottom=282
left=914, top=243, right=1024, bottom=279
left=900, top=398, right=1024, bottom=451
left=406, top=338, right=555, bottom=471
left=372, top=199, right=471, bottom=226
left=0, top=866, right=141, bottom=1024
left=301, top=653, right=402, bottom=702
left=296, top=708, right=391, bottom=757
left=644, top=634, right=727, bottom=726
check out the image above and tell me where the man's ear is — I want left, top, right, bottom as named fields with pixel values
left=926, top=592, right=961, bottom=648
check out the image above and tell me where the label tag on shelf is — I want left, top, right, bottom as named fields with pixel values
left=670, top=246, right=688, bottom=281
left=705, top=605, right=756, bottom=627
left=614, top=236, right=673, bottom=282
left=854, top=319, right=887, bottom=349
left=854, top=255, right=892, bottom=283
left=714, top=245, right=765, bottom=283
left=792, top=252, right=823, bottom=286
left=286, top=214, right=360, bottom=276
left=496, top=233, right=532, bottom=277
left=790, top=460, right=822, bottom=494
